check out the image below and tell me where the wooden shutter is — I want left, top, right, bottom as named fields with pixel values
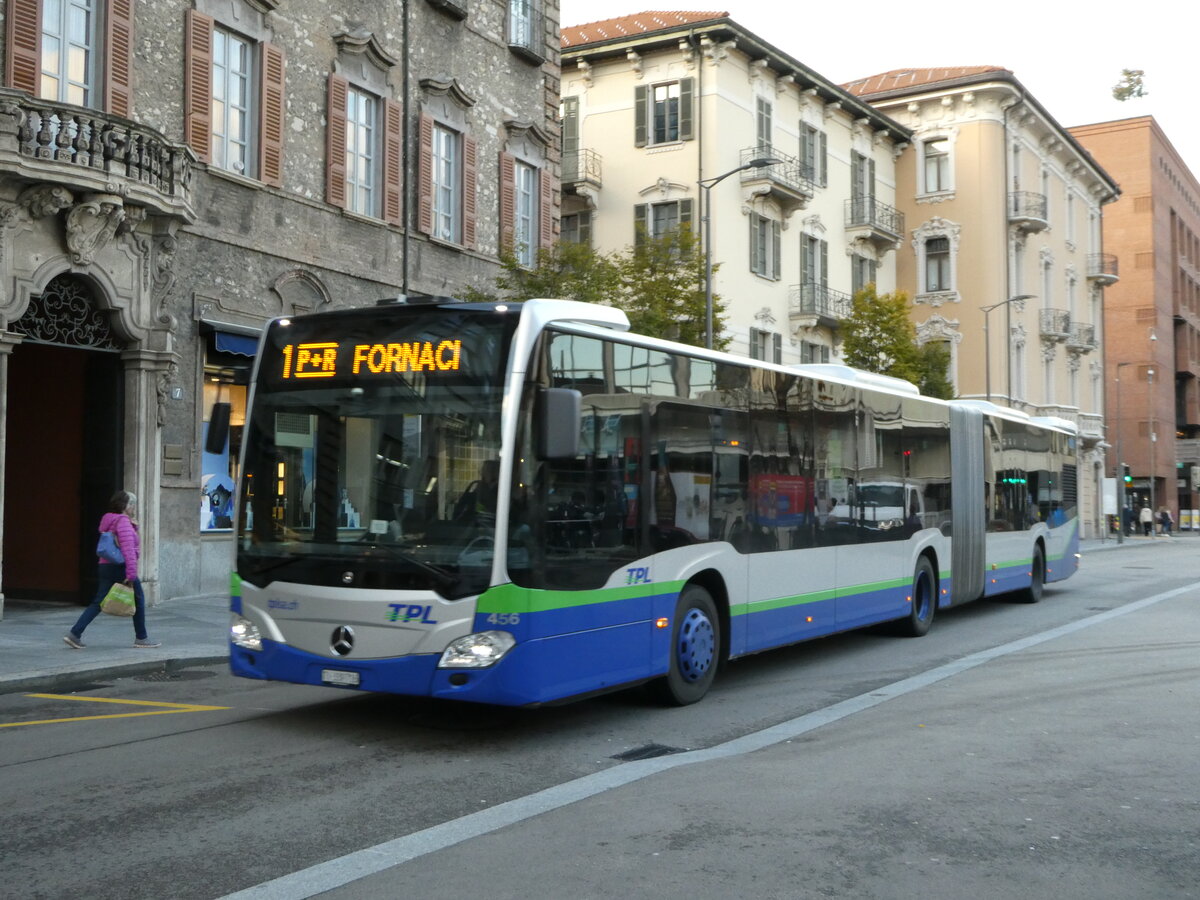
left=578, top=210, right=592, bottom=247
left=679, top=198, right=693, bottom=230
left=325, top=74, right=348, bottom=208
left=801, top=236, right=812, bottom=285
left=183, top=10, right=214, bottom=162
left=820, top=239, right=829, bottom=288
left=749, top=216, right=759, bottom=274
left=634, top=204, right=647, bottom=246
left=5, top=0, right=40, bottom=96
left=851, top=153, right=862, bottom=201
left=382, top=99, right=403, bottom=225
left=417, top=113, right=434, bottom=234
left=679, top=77, right=694, bottom=141
left=539, top=166, right=554, bottom=251
left=634, top=85, right=647, bottom=147
left=105, top=0, right=134, bottom=116
left=498, top=152, right=516, bottom=253
left=259, top=42, right=285, bottom=187
left=462, top=134, right=477, bottom=249
left=818, top=132, right=827, bottom=186
left=771, top=220, right=781, bottom=281
left=868, top=158, right=876, bottom=202
left=772, top=332, right=782, bottom=364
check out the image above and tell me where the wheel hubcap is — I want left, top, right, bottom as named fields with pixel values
left=677, top=608, right=715, bottom=682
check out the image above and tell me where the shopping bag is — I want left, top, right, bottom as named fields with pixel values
left=96, top=531, right=125, bottom=564
left=100, top=582, right=136, bottom=617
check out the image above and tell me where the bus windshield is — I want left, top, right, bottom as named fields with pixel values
left=237, top=304, right=518, bottom=599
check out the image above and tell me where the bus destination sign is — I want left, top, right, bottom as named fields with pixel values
left=279, top=339, right=464, bottom=380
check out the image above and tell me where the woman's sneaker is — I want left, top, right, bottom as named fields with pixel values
left=133, top=639, right=161, bottom=648
left=63, top=633, right=85, bottom=649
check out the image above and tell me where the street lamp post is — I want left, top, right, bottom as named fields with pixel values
left=981, top=294, right=1035, bottom=403
left=699, top=157, right=780, bottom=350
left=1148, top=365, right=1156, bottom=535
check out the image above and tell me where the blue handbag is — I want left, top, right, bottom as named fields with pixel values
left=97, top=531, right=125, bottom=564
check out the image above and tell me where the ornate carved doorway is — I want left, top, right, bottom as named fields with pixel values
left=3, top=275, right=124, bottom=603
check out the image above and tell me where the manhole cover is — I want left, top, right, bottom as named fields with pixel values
left=611, top=743, right=685, bottom=761
left=133, top=670, right=217, bottom=682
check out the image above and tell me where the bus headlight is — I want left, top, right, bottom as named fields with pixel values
left=439, top=631, right=516, bottom=668
left=231, top=615, right=262, bottom=651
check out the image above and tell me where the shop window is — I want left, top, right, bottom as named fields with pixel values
left=202, top=340, right=251, bottom=532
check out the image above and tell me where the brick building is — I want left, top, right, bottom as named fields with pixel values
left=0, top=0, right=560, bottom=615
left=1071, top=116, right=1200, bottom=526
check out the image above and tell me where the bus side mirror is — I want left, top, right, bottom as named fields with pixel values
left=538, top=388, right=581, bottom=459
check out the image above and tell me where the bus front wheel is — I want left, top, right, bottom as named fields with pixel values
left=896, top=556, right=937, bottom=637
left=651, top=584, right=720, bottom=706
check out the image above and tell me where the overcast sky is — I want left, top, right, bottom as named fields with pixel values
left=559, top=0, right=1196, bottom=183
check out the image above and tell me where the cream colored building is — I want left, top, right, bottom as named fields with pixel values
left=845, top=67, right=1121, bottom=538
left=560, top=12, right=908, bottom=364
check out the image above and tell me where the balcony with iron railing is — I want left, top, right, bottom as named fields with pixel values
left=0, top=88, right=195, bottom=222
left=1066, top=322, right=1097, bottom=353
left=739, top=146, right=813, bottom=215
left=1009, top=191, right=1048, bottom=233
left=1086, top=252, right=1119, bottom=285
left=561, top=148, right=602, bottom=196
left=788, top=282, right=852, bottom=329
left=1039, top=308, right=1071, bottom=341
left=843, top=196, right=904, bottom=250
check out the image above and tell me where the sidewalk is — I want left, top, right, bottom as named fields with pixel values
left=0, top=531, right=1193, bottom=696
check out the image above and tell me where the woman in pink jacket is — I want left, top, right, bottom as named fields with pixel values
left=63, top=490, right=160, bottom=649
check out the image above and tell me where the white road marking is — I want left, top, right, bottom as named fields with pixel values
left=219, top=583, right=1197, bottom=900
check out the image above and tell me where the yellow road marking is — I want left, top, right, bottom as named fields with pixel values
left=1, top=693, right=230, bottom=729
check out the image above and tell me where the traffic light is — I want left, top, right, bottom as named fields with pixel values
left=1122, top=464, right=1132, bottom=484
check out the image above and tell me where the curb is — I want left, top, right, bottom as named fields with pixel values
left=0, top=654, right=227, bottom=696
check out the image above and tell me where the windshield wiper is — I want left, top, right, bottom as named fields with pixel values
left=360, top=541, right=460, bottom=593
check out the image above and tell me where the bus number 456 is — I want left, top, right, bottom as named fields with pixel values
left=486, top=613, right=521, bottom=626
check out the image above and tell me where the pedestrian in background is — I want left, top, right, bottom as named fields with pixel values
left=1160, top=506, right=1173, bottom=536
left=1139, top=503, right=1153, bottom=537
left=63, top=491, right=161, bottom=649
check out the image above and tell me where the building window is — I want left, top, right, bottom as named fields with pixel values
left=40, top=0, right=96, bottom=105
left=634, top=79, right=694, bottom=147
left=345, top=86, right=377, bottom=216
left=851, top=151, right=875, bottom=203
left=925, top=236, right=951, bottom=292
left=514, top=160, right=537, bottom=266
left=801, top=234, right=828, bottom=288
left=749, top=213, right=781, bottom=280
left=800, top=341, right=830, bottom=364
left=432, top=123, right=461, bottom=242
left=186, top=8, right=285, bottom=186
left=749, top=327, right=782, bottom=363
left=507, top=0, right=543, bottom=61
left=201, top=339, right=252, bottom=533
left=633, top=199, right=693, bottom=244
left=756, top=97, right=773, bottom=154
left=852, top=255, right=877, bottom=296
left=562, top=211, right=592, bottom=247
left=210, top=28, right=252, bottom=174
left=799, top=123, right=827, bottom=186
left=923, top=138, right=950, bottom=193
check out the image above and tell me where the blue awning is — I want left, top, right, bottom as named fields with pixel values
left=214, top=330, right=259, bottom=357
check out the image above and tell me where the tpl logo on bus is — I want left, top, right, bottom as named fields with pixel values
left=279, top=340, right=463, bottom=379
left=626, top=567, right=652, bottom=585
left=387, top=603, right=438, bottom=624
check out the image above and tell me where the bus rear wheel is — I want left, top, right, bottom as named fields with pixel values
left=895, top=556, right=937, bottom=637
left=651, top=584, right=720, bottom=706
left=1019, top=544, right=1045, bottom=603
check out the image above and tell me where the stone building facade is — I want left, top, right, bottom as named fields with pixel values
left=0, top=0, right=560, bottom=615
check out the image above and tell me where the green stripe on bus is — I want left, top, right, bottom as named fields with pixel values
left=477, top=580, right=687, bottom=615
left=736, top=574, right=912, bottom=617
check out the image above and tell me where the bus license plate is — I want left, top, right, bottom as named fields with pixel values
left=322, top=669, right=360, bottom=687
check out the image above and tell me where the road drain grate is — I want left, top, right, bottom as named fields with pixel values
left=611, top=743, right=685, bottom=761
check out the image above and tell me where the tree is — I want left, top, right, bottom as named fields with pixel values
left=470, top=224, right=729, bottom=350
left=1112, top=69, right=1147, bottom=101
left=840, top=286, right=954, bottom=398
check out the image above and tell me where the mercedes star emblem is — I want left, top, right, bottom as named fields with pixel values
left=331, top=626, right=355, bottom=656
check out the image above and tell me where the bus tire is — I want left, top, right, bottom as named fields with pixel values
left=651, top=583, right=720, bottom=706
left=1019, top=544, right=1045, bottom=603
left=896, top=556, right=937, bottom=637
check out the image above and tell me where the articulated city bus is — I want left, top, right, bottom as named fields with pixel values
left=229, top=298, right=1079, bottom=706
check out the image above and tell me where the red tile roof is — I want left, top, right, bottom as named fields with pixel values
left=843, top=66, right=1011, bottom=97
left=562, top=10, right=729, bottom=49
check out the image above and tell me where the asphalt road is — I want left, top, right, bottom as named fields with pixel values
left=2, top=541, right=1197, bottom=900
